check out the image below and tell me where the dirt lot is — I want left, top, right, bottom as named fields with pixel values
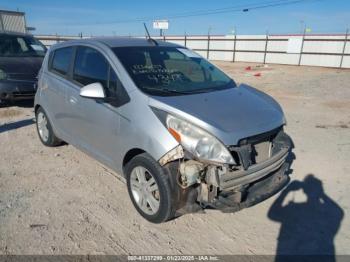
left=0, top=62, right=349, bottom=255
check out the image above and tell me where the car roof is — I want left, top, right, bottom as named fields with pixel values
left=91, top=37, right=181, bottom=48
left=54, top=36, right=181, bottom=49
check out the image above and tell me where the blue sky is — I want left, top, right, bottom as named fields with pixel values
left=1, top=0, right=349, bottom=36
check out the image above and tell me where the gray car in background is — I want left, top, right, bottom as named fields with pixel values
left=34, top=37, right=292, bottom=223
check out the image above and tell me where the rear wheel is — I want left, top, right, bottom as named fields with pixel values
left=35, top=107, right=61, bottom=147
left=125, top=153, right=175, bottom=223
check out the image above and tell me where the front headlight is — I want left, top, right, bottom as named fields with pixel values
left=166, top=114, right=235, bottom=165
left=0, top=69, right=8, bottom=80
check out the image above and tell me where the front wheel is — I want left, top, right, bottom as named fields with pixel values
left=125, top=153, right=175, bottom=223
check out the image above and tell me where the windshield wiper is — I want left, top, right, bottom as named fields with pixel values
left=162, top=88, right=192, bottom=95
left=187, top=80, right=235, bottom=94
left=143, top=87, right=190, bottom=95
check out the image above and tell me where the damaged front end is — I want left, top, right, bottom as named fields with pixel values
left=159, top=127, right=293, bottom=214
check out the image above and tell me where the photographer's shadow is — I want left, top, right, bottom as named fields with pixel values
left=268, top=175, right=344, bottom=260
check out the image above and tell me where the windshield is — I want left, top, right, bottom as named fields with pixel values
left=113, top=46, right=235, bottom=96
left=0, top=34, right=47, bottom=57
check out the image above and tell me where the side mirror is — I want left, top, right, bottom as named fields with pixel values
left=80, top=83, right=105, bottom=99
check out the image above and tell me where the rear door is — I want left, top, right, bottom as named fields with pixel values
left=45, top=46, right=74, bottom=137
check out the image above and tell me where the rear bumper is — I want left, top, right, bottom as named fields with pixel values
left=0, top=80, right=37, bottom=101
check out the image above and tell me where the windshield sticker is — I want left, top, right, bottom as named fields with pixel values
left=177, top=48, right=202, bottom=58
left=31, top=44, right=45, bottom=51
left=131, top=64, right=174, bottom=75
left=131, top=65, right=187, bottom=86
left=147, top=73, right=184, bottom=85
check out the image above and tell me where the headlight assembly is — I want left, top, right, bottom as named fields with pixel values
left=165, top=114, right=236, bottom=165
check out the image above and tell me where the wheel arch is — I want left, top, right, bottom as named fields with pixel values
left=122, top=148, right=146, bottom=174
left=34, top=104, right=41, bottom=113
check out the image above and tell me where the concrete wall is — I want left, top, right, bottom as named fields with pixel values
left=36, top=34, right=350, bottom=69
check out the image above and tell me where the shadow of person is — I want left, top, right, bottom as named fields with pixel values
left=268, top=174, right=344, bottom=262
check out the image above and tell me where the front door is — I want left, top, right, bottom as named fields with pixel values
left=66, top=46, right=123, bottom=168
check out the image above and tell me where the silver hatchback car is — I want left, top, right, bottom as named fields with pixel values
left=35, top=37, right=292, bottom=223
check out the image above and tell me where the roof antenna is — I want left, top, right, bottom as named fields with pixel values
left=143, top=23, right=158, bottom=46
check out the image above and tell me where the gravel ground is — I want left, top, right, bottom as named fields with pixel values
left=0, top=62, right=349, bottom=255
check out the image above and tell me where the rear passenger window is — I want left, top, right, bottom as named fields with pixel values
left=73, top=46, right=108, bottom=88
left=51, top=47, right=73, bottom=76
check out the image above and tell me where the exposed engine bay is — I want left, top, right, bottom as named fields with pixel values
left=159, top=127, right=293, bottom=213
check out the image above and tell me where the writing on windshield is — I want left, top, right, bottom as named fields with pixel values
left=113, top=46, right=235, bottom=96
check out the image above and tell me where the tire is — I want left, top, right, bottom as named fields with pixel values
left=125, top=153, right=175, bottom=223
left=35, top=107, right=61, bottom=147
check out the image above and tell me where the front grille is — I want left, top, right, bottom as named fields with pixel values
left=229, top=127, right=282, bottom=170
left=239, top=126, right=282, bottom=145
left=8, top=73, right=36, bottom=82
left=12, top=91, right=35, bottom=97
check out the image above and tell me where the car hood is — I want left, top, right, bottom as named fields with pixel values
left=0, top=56, right=43, bottom=81
left=149, top=84, right=285, bottom=145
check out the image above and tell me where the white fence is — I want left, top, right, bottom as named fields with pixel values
left=36, top=34, right=350, bottom=69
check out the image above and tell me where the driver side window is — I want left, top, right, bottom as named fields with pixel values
left=73, top=46, right=109, bottom=88
left=73, top=46, right=121, bottom=98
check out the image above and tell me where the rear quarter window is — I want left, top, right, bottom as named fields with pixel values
left=50, top=47, right=73, bottom=76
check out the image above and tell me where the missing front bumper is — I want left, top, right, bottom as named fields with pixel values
left=219, top=146, right=289, bottom=190
left=206, top=162, right=290, bottom=212
left=174, top=161, right=291, bottom=215
left=172, top=130, right=293, bottom=213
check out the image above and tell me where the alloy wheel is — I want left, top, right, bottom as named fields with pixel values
left=130, top=166, right=160, bottom=215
